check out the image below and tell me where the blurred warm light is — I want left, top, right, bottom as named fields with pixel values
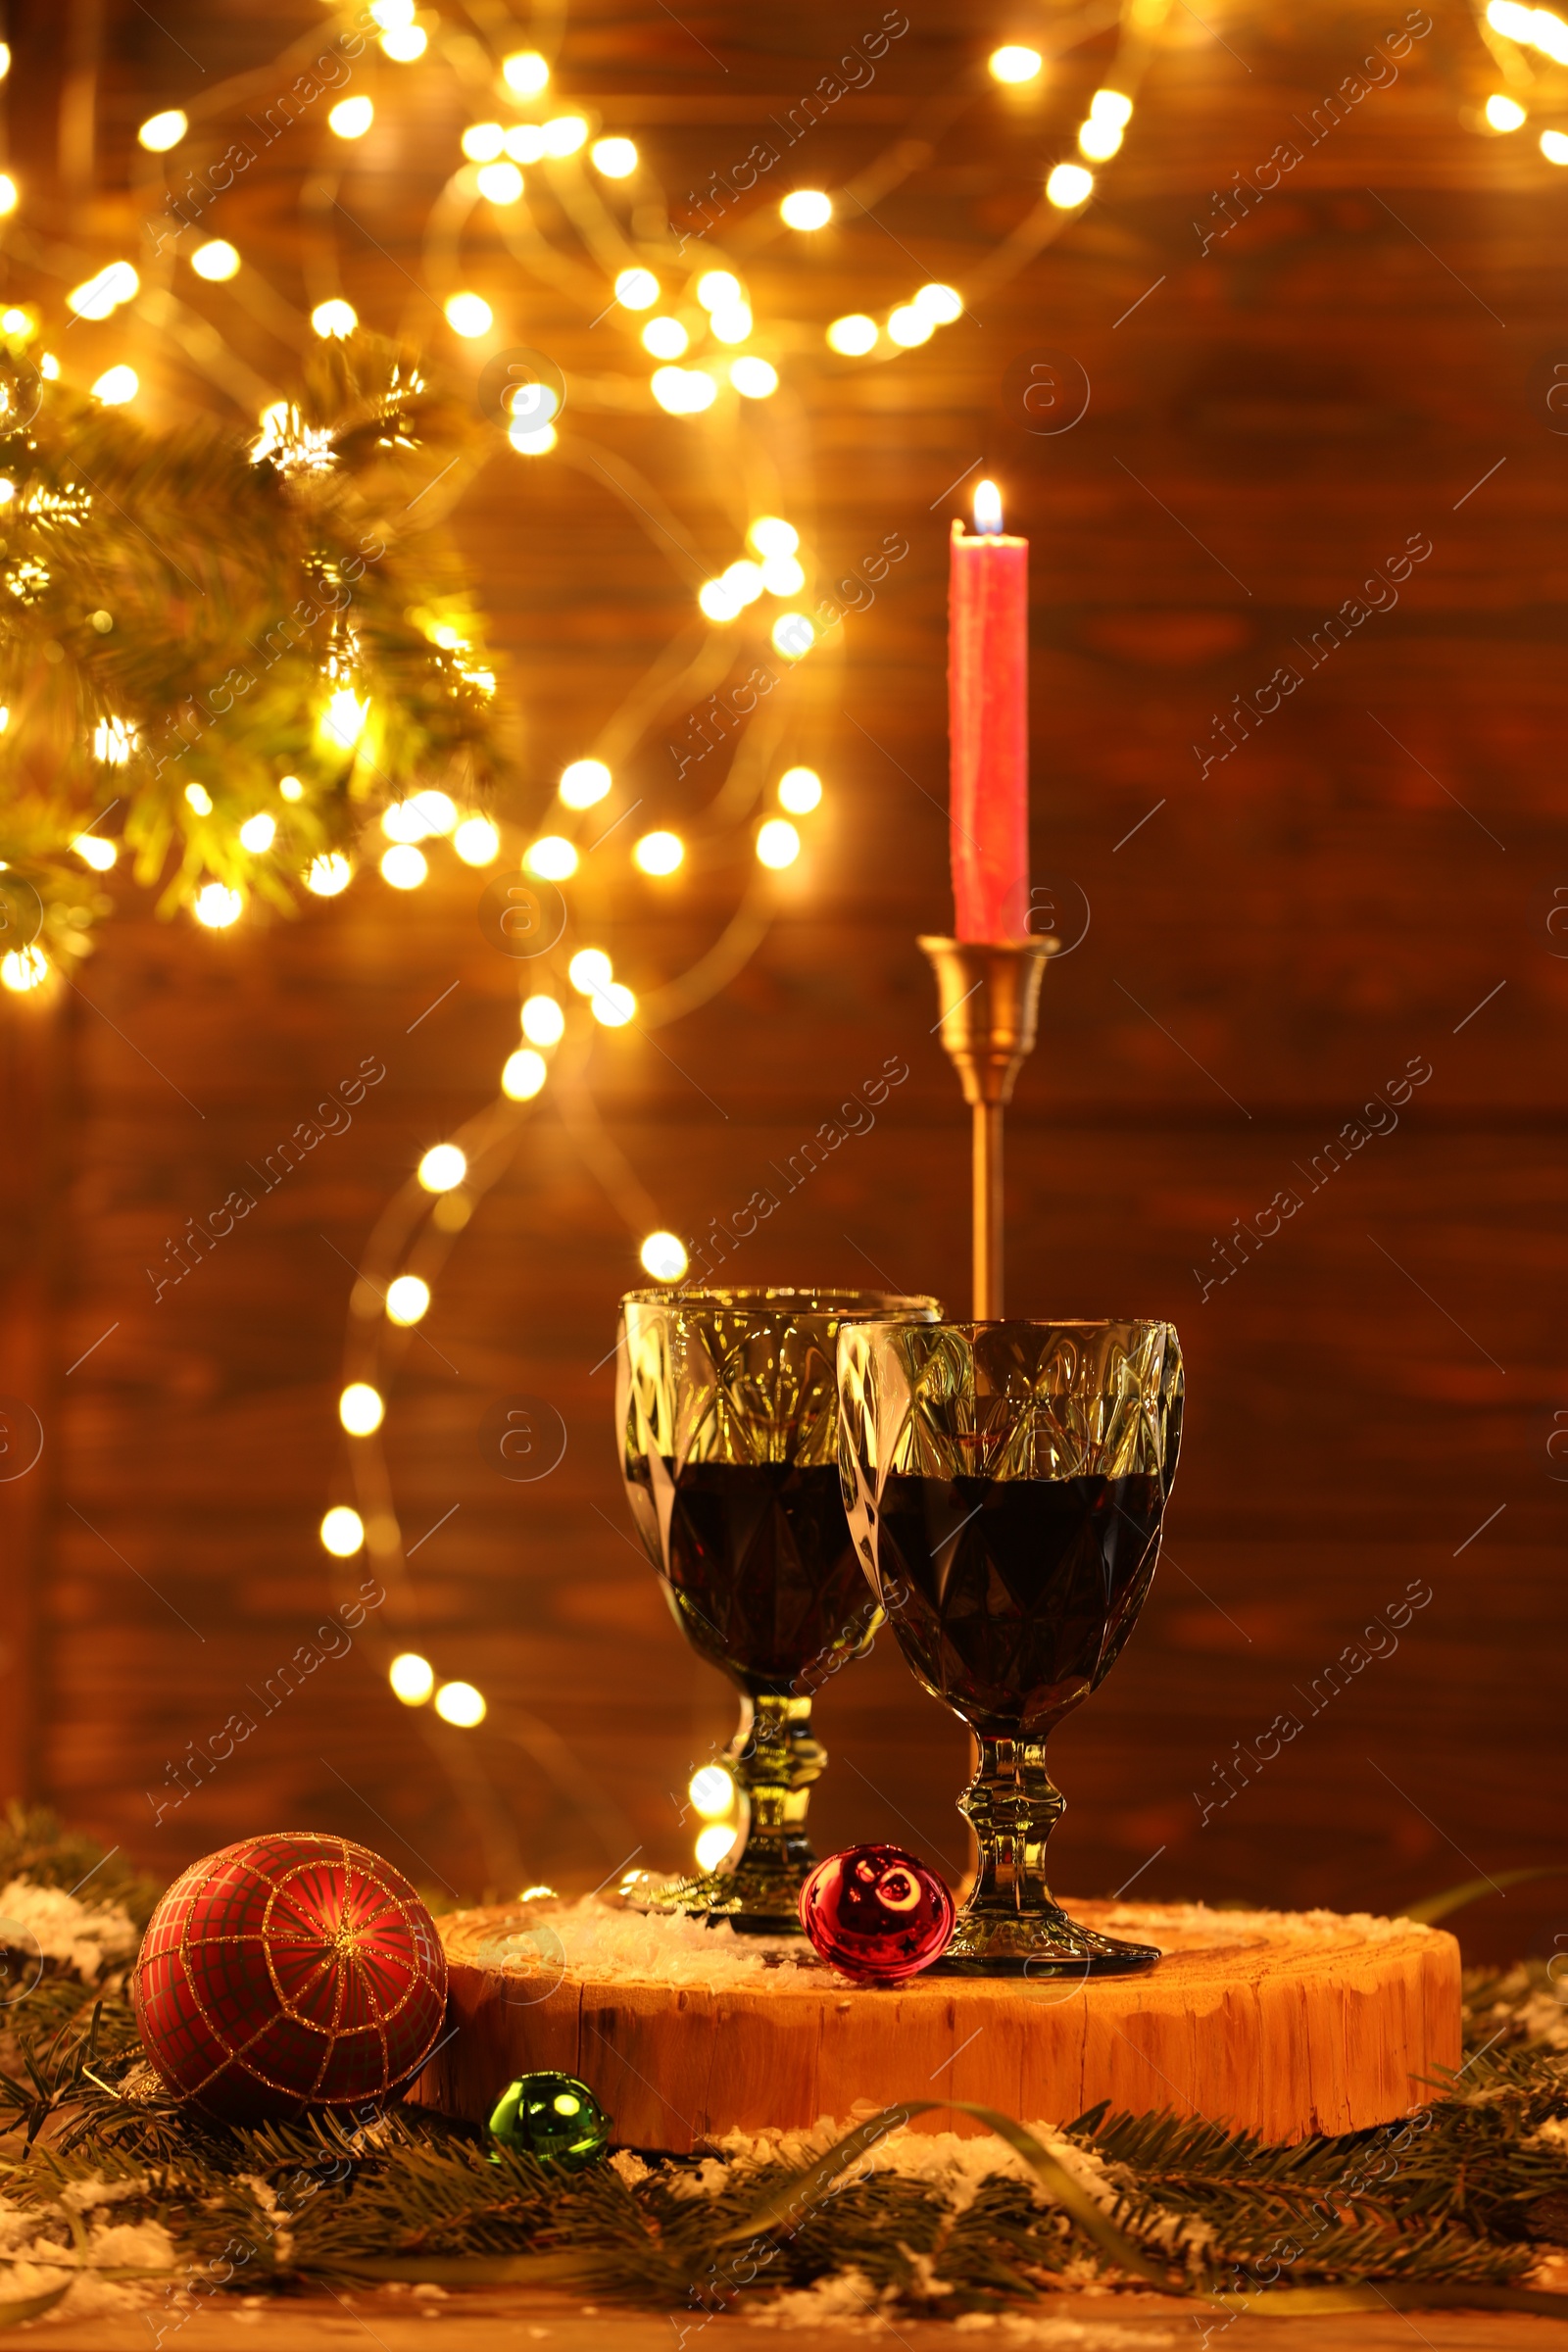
left=722, top=559, right=765, bottom=606
left=1, top=947, right=48, bottom=993
left=446, top=291, right=494, bottom=337
left=453, top=814, right=501, bottom=864
left=760, top=552, right=805, bottom=595
left=696, top=270, right=742, bottom=311
left=615, top=267, right=659, bottom=309
left=652, top=366, right=716, bottom=414
left=780, top=189, right=832, bottom=229
left=730, top=357, right=778, bottom=398
left=93, top=718, right=135, bottom=765
left=591, top=979, right=636, bottom=1026
left=412, top=789, right=458, bottom=835
left=914, top=282, right=963, bottom=324
left=191, top=239, right=241, bottom=280
left=503, top=49, right=550, bottom=94
left=390, top=1652, right=435, bottom=1705
left=1490, top=0, right=1568, bottom=59
left=502, top=1047, right=548, bottom=1100
left=695, top=1823, right=737, bottom=1871
left=435, top=1680, right=487, bottom=1727
left=641, top=1230, right=689, bottom=1282
left=826, top=313, right=876, bottom=355
left=307, top=852, right=352, bottom=896
left=0, top=307, right=29, bottom=336
left=592, top=136, right=638, bottom=176
left=386, top=1274, right=431, bottom=1325
left=238, top=812, right=275, bottom=852
left=279, top=775, right=305, bottom=801
left=778, top=765, right=822, bottom=813
left=477, top=161, right=524, bottom=205
left=771, top=612, right=814, bottom=660
left=543, top=115, right=589, bottom=156
left=73, top=833, right=118, bottom=871
left=887, top=305, right=932, bottom=348
left=340, top=1382, right=385, bottom=1434
left=521, top=995, right=565, bottom=1046
left=328, top=96, right=374, bottom=139
left=371, top=0, right=415, bottom=25
left=418, top=1144, right=467, bottom=1192
left=709, top=302, right=753, bottom=343
left=633, top=829, right=684, bottom=875
left=506, top=125, right=547, bottom=163
left=1079, top=117, right=1123, bottom=160
left=312, top=299, right=358, bottom=338
left=523, top=834, right=578, bottom=880
left=642, top=316, right=688, bottom=360
left=381, top=799, right=426, bottom=842
left=185, top=782, right=212, bottom=812
left=749, top=515, right=798, bottom=558
left=1543, top=126, right=1568, bottom=159
left=139, top=108, right=187, bottom=151
left=1091, top=88, right=1134, bottom=128
left=380, top=24, right=426, bottom=60
left=689, top=1764, right=734, bottom=1816
left=378, top=844, right=425, bottom=890
left=560, top=758, right=612, bottom=808
left=463, top=122, right=505, bottom=161
left=320, top=690, right=368, bottom=752
left=568, top=949, right=612, bottom=995
left=699, top=578, right=741, bottom=622
left=0, top=177, right=15, bottom=218
left=757, top=817, right=801, bottom=868
left=990, top=43, right=1043, bottom=81
left=92, top=366, right=138, bottom=405
left=320, top=1505, right=365, bottom=1556
left=193, top=882, right=242, bottom=928
left=510, top=419, right=556, bottom=456
left=1485, top=91, right=1527, bottom=128
left=1047, top=162, right=1094, bottom=207
left=69, top=262, right=138, bottom=320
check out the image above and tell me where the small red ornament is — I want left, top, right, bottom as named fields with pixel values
left=798, top=1843, right=955, bottom=1984
left=131, top=1832, right=447, bottom=2124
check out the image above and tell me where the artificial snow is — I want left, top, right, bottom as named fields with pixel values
left=0, top=2194, right=174, bottom=2324
left=475, top=1898, right=808, bottom=1990
left=0, top=1878, right=138, bottom=1982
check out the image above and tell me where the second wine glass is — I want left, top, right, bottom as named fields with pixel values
left=838, top=1316, right=1183, bottom=1974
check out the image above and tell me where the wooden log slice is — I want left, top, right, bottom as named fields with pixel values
left=409, top=1897, right=1460, bottom=2153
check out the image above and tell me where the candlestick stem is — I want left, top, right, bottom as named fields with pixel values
left=920, top=938, right=1056, bottom=1319
left=973, top=1102, right=1003, bottom=1319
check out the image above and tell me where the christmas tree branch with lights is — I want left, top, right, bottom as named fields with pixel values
left=0, top=330, right=509, bottom=983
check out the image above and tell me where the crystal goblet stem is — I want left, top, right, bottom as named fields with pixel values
left=722, top=1692, right=825, bottom=1908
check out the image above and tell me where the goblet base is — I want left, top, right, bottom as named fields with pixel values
left=930, top=1900, right=1161, bottom=1978
left=622, top=1864, right=808, bottom=1937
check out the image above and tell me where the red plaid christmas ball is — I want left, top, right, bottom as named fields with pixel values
left=131, top=1832, right=447, bottom=2124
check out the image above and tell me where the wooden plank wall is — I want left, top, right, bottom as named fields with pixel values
left=3, top=0, right=1564, bottom=1963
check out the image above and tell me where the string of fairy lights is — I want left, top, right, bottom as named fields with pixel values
left=4, top=0, right=1548, bottom=1879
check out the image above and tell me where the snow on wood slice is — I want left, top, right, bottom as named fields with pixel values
left=409, top=1896, right=1460, bottom=2153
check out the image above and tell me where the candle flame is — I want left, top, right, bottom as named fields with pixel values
left=973, top=478, right=1004, bottom=534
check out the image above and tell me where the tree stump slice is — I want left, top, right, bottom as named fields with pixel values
left=409, top=1897, right=1460, bottom=2153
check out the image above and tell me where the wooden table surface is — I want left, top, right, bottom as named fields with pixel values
left=28, top=2285, right=1568, bottom=2348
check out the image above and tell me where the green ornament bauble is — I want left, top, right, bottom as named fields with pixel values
left=487, top=2072, right=612, bottom=2167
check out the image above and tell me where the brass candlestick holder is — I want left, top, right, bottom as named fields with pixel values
left=919, top=937, right=1058, bottom=1317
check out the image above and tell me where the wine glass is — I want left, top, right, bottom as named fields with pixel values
left=615, top=1286, right=941, bottom=1932
left=837, top=1317, right=1183, bottom=1975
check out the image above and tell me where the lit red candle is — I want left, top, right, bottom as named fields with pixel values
left=948, top=479, right=1029, bottom=941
